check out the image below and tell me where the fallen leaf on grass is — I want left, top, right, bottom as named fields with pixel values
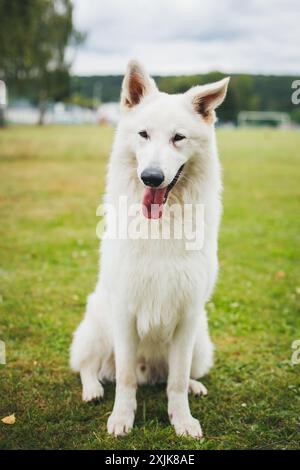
left=275, top=270, right=285, bottom=280
left=1, top=414, right=16, bottom=425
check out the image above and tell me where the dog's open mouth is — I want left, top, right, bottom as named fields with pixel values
left=142, top=165, right=184, bottom=219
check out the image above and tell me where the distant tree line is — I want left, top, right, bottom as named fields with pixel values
left=71, top=73, right=300, bottom=124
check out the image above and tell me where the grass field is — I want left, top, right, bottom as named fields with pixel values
left=0, top=125, right=299, bottom=450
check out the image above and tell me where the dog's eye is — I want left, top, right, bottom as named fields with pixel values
left=139, top=130, right=149, bottom=139
left=173, top=133, right=186, bottom=142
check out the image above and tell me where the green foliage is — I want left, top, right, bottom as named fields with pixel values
left=158, top=74, right=299, bottom=123
left=71, top=76, right=122, bottom=104
left=64, top=93, right=96, bottom=109
left=0, top=126, right=299, bottom=449
left=0, top=0, right=84, bottom=121
left=291, top=108, right=300, bottom=124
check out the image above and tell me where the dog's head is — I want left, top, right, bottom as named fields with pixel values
left=119, top=60, right=229, bottom=219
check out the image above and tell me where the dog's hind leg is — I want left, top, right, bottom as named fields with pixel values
left=190, top=310, right=214, bottom=394
left=189, top=379, right=208, bottom=396
left=70, top=290, right=110, bottom=402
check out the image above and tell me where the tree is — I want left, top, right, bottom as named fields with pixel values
left=0, top=0, right=84, bottom=124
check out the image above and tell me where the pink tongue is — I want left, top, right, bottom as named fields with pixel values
left=142, top=187, right=167, bottom=219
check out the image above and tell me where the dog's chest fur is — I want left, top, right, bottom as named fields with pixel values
left=126, top=241, right=206, bottom=341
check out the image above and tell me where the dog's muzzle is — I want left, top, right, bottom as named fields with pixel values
left=141, top=165, right=184, bottom=220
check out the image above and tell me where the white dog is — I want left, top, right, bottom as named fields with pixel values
left=70, top=61, right=229, bottom=439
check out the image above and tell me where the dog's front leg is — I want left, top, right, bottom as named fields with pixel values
left=107, top=311, right=138, bottom=437
left=167, top=308, right=202, bottom=439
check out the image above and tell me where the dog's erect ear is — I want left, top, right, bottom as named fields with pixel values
left=185, top=77, right=230, bottom=122
left=121, top=60, right=157, bottom=110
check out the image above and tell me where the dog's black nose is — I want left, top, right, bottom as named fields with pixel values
left=141, top=168, right=165, bottom=187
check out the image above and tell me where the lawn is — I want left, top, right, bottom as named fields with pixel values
left=0, top=125, right=299, bottom=450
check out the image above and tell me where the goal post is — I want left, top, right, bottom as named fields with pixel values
left=238, top=111, right=291, bottom=128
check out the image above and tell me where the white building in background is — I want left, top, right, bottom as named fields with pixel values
left=49, top=103, right=98, bottom=124
left=7, top=100, right=40, bottom=124
left=97, top=102, right=120, bottom=125
left=6, top=100, right=120, bottom=126
left=0, top=80, right=7, bottom=107
left=7, top=101, right=98, bottom=125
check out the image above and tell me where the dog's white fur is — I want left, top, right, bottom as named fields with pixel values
left=70, top=61, right=229, bottom=438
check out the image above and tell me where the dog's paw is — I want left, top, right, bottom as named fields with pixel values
left=82, top=381, right=104, bottom=402
left=107, top=410, right=135, bottom=437
left=172, top=415, right=203, bottom=439
left=189, top=379, right=208, bottom=397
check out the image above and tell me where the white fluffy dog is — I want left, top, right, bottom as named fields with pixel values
left=70, top=61, right=229, bottom=438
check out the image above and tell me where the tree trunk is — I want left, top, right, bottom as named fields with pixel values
left=38, top=91, right=48, bottom=125
left=38, top=100, right=47, bottom=125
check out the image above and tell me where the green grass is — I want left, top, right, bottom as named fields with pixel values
left=0, top=125, right=299, bottom=450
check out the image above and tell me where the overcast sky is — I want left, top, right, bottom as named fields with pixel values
left=71, top=0, right=300, bottom=76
